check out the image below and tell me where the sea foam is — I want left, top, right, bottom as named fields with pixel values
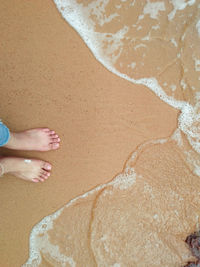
left=23, top=0, right=200, bottom=266
left=53, top=0, right=200, bottom=161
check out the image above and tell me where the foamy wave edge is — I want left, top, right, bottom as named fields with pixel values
left=22, top=128, right=199, bottom=265
left=22, top=134, right=170, bottom=266
left=22, top=1, right=200, bottom=265
left=52, top=0, right=200, bottom=157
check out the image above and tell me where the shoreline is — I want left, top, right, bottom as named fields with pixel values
left=0, top=1, right=178, bottom=266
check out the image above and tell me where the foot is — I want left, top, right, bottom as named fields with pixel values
left=0, top=157, right=52, bottom=183
left=4, top=128, right=60, bottom=151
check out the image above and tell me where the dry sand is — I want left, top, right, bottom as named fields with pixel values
left=0, top=1, right=178, bottom=266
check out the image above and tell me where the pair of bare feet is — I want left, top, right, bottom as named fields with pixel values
left=0, top=128, right=60, bottom=183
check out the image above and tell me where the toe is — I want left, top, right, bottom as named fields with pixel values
left=40, top=170, right=50, bottom=179
left=42, top=128, right=51, bottom=132
left=39, top=177, right=45, bottom=182
left=50, top=134, right=59, bottom=138
left=51, top=137, right=60, bottom=143
left=41, top=175, right=48, bottom=179
left=42, top=174, right=49, bottom=179
left=49, top=143, right=59, bottom=150
left=42, top=162, right=52, bottom=171
left=32, top=178, right=39, bottom=183
left=40, top=170, right=47, bottom=176
left=49, top=130, right=55, bottom=134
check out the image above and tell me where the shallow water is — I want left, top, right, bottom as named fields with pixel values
left=23, top=1, right=200, bottom=266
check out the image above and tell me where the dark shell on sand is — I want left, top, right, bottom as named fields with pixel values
left=184, top=231, right=200, bottom=267
left=186, top=231, right=200, bottom=259
left=184, top=261, right=200, bottom=267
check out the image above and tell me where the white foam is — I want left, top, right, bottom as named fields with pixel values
left=52, top=0, right=200, bottom=161
left=194, top=58, right=200, bottom=71
left=195, top=92, right=200, bottom=102
left=143, top=0, right=165, bottom=19
left=170, top=0, right=195, bottom=10
left=134, top=43, right=146, bottom=50
left=88, top=0, right=119, bottom=27
left=137, top=25, right=142, bottom=31
left=197, top=20, right=200, bottom=36
left=153, top=214, right=159, bottom=220
left=23, top=165, right=139, bottom=265
left=168, top=0, right=196, bottom=20
left=112, top=170, right=137, bottom=190
left=129, top=62, right=136, bottom=69
left=130, top=1, right=136, bottom=7
left=54, top=1, right=189, bottom=113
left=37, top=233, right=76, bottom=266
left=180, top=79, right=187, bottom=90
left=170, top=84, right=177, bottom=91
left=115, top=4, right=121, bottom=9
left=22, top=207, right=64, bottom=266
left=171, top=129, right=183, bottom=148
left=152, top=24, right=160, bottom=30
left=23, top=1, right=200, bottom=265
left=194, top=165, right=200, bottom=176
left=170, top=38, right=178, bottom=47
left=178, top=102, right=200, bottom=154
left=138, top=14, right=144, bottom=20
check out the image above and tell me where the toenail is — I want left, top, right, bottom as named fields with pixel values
left=52, top=143, right=59, bottom=149
left=47, top=165, right=51, bottom=170
left=32, top=179, right=39, bottom=183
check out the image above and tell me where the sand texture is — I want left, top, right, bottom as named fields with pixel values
left=0, top=1, right=187, bottom=266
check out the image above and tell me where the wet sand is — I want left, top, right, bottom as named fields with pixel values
left=0, top=1, right=178, bottom=266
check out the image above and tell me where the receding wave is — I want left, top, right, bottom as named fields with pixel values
left=23, top=1, right=200, bottom=266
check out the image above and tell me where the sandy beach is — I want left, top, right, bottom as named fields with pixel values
left=0, top=1, right=178, bottom=266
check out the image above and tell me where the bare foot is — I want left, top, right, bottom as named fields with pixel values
left=0, top=157, right=52, bottom=183
left=4, top=128, right=60, bottom=151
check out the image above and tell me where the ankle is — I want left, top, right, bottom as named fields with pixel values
left=0, top=158, right=5, bottom=176
left=0, top=164, right=3, bottom=177
left=3, top=132, right=15, bottom=148
left=0, top=158, right=10, bottom=175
